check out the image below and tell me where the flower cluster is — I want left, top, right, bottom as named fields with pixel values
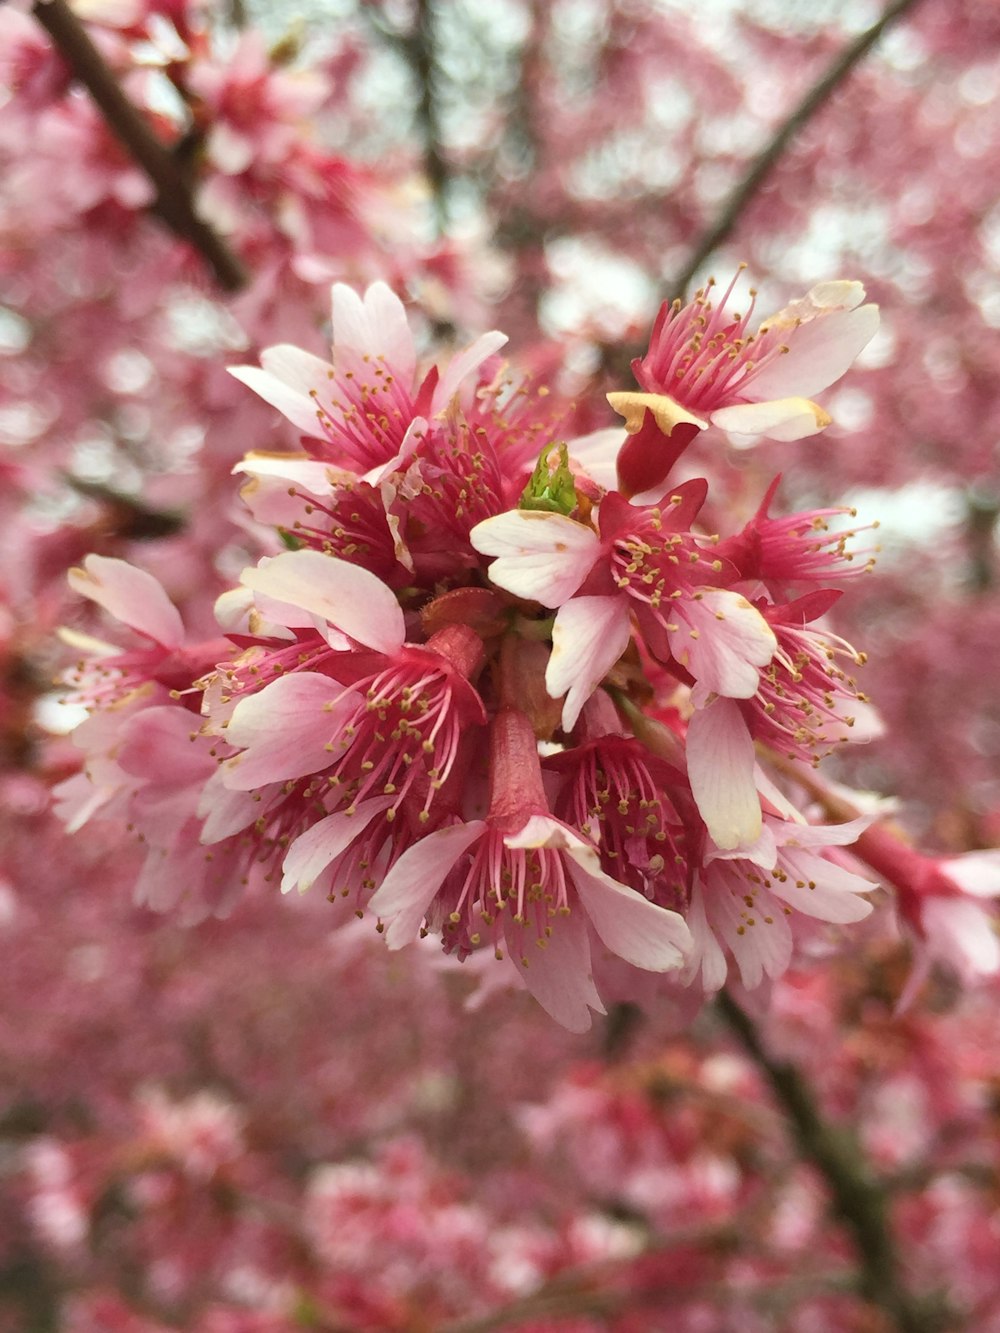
left=59, top=275, right=910, bottom=1028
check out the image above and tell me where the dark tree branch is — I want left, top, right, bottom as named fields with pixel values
left=363, top=0, right=451, bottom=235
left=411, top=0, right=450, bottom=234
left=31, top=0, right=248, bottom=292
left=666, top=0, right=924, bottom=301
left=717, top=991, right=952, bottom=1333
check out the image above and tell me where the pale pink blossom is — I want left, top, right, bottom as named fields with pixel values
left=471, top=486, right=778, bottom=732
left=682, top=813, right=876, bottom=992
left=368, top=709, right=692, bottom=1030
left=230, top=282, right=507, bottom=485
left=855, top=826, right=1000, bottom=995
left=610, top=271, right=879, bottom=444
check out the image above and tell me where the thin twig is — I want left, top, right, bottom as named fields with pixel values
left=666, top=0, right=924, bottom=301
left=717, top=990, right=952, bottom=1333
left=31, top=0, right=247, bottom=292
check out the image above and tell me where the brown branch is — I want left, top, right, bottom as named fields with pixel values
left=440, top=1253, right=857, bottom=1333
left=717, top=991, right=953, bottom=1333
left=411, top=0, right=450, bottom=234
left=666, top=0, right=924, bottom=302
left=362, top=0, right=451, bottom=236
left=31, top=0, right=248, bottom=292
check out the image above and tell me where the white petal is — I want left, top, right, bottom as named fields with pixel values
left=939, top=851, right=1000, bottom=898
left=687, top=699, right=761, bottom=851
left=241, top=549, right=405, bottom=654
left=471, top=510, right=600, bottom=608
left=547, top=595, right=632, bottom=732
left=505, top=814, right=578, bottom=852
left=213, top=587, right=296, bottom=641
left=68, top=555, right=185, bottom=648
left=773, top=815, right=873, bottom=851
left=567, top=426, right=626, bottom=491
left=710, top=397, right=830, bottom=442
left=368, top=821, right=485, bottom=946
left=747, top=304, right=880, bottom=400
left=228, top=363, right=325, bottom=436
left=571, top=861, right=692, bottom=972
left=233, top=451, right=336, bottom=495
left=921, top=898, right=1000, bottom=976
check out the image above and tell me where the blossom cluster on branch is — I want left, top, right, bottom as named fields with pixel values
left=57, top=272, right=998, bottom=1032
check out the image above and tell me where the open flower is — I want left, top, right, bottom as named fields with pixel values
left=221, top=549, right=487, bottom=824
left=368, top=709, right=692, bottom=1030
left=230, top=281, right=507, bottom=484
left=471, top=486, right=778, bottom=736
left=609, top=271, right=879, bottom=444
left=682, top=812, right=877, bottom=992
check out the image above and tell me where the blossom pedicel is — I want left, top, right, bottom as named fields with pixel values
left=58, top=274, right=991, bottom=1028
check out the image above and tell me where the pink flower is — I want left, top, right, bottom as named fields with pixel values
left=56, top=558, right=250, bottom=921
left=546, top=706, right=695, bottom=911
left=610, top=271, right=879, bottom=444
left=684, top=594, right=880, bottom=851
left=682, top=813, right=876, bottom=992
left=471, top=486, right=778, bottom=734
left=368, top=709, right=692, bottom=1030
left=224, top=549, right=487, bottom=815
left=716, top=475, right=879, bottom=588
left=230, top=282, right=507, bottom=484
left=854, top=825, right=1000, bottom=995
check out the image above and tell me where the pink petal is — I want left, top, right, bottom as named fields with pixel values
left=675, top=589, right=776, bottom=701
left=68, top=555, right=185, bottom=648
left=360, top=414, right=427, bottom=486
left=332, top=282, right=416, bottom=383
left=687, top=698, right=762, bottom=851
left=768, top=850, right=875, bottom=923
left=569, top=855, right=692, bottom=972
left=433, top=331, right=508, bottom=413
left=680, top=882, right=729, bottom=992
left=223, top=672, right=354, bottom=789
left=197, top=769, right=261, bottom=844
left=281, top=796, right=396, bottom=894
left=471, top=511, right=600, bottom=607
left=703, top=876, right=793, bottom=989
left=242, top=549, right=405, bottom=654
left=116, top=706, right=213, bottom=787
left=369, top=821, right=485, bottom=946
left=547, top=595, right=632, bottom=732
left=508, top=907, right=604, bottom=1032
